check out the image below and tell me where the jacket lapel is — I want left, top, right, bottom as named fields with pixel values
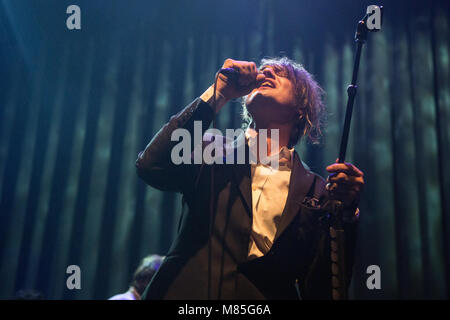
left=273, top=151, right=315, bottom=242
left=230, top=144, right=316, bottom=238
left=230, top=139, right=252, bottom=218
left=231, top=163, right=252, bottom=218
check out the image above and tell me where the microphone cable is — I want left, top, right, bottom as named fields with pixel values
left=190, top=69, right=221, bottom=300
left=207, top=69, right=221, bottom=300
left=193, top=68, right=237, bottom=300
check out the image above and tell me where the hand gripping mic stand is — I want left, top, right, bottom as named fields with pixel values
left=329, top=6, right=382, bottom=300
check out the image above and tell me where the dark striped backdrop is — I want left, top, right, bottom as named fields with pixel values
left=0, top=0, right=449, bottom=299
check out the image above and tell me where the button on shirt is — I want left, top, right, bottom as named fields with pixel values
left=246, top=129, right=295, bottom=260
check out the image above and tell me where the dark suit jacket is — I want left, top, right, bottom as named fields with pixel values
left=136, top=98, right=358, bottom=300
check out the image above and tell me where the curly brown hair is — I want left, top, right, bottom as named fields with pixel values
left=242, top=56, right=326, bottom=146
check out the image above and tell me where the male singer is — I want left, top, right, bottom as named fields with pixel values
left=136, top=57, right=364, bottom=299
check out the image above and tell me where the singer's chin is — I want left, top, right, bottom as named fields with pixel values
left=246, top=89, right=274, bottom=109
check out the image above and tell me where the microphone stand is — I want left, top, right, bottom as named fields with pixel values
left=329, top=6, right=382, bottom=300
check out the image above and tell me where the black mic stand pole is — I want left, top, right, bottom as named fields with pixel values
left=329, top=6, right=382, bottom=300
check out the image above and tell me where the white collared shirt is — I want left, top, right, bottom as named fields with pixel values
left=245, top=128, right=294, bottom=259
left=199, top=90, right=297, bottom=259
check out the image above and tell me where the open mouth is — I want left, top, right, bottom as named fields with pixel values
left=260, top=81, right=275, bottom=88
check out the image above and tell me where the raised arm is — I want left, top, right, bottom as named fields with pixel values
left=136, top=58, right=265, bottom=192
left=136, top=98, right=214, bottom=192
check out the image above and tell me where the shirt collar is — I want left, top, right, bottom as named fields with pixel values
left=245, top=128, right=294, bottom=169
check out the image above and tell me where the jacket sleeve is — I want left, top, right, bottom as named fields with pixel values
left=298, top=177, right=359, bottom=300
left=136, top=97, right=214, bottom=192
left=297, top=216, right=358, bottom=300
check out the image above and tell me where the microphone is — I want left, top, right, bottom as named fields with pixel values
left=219, top=67, right=239, bottom=81
left=219, top=67, right=264, bottom=84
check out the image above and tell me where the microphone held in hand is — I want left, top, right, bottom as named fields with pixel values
left=219, top=67, right=240, bottom=81
left=219, top=67, right=264, bottom=85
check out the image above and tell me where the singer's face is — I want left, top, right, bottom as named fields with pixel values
left=245, top=65, right=298, bottom=125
